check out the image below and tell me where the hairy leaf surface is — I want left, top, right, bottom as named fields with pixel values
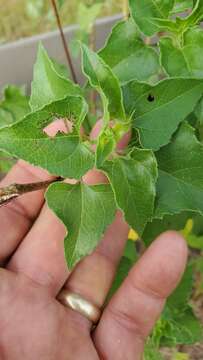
left=129, top=0, right=175, bottom=36
left=123, top=78, right=203, bottom=150
left=50, top=57, right=70, bottom=79
left=102, top=148, right=158, bottom=234
left=155, top=122, right=203, bottom=217
left=160, top=27, right=203, bottom=77
left=46, top=182, right=116, bottom=268
left=81, top=44, right=126, bottom=122
left=30, top=44, right=81, bottom=111
left=0, top=97, right=94, bottom=178
left=99, top=19, right=160, bottom=83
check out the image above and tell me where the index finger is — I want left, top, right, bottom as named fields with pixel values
left=0, top=160, right=52, bottom=264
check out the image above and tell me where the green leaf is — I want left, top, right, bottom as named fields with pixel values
left=129, top=0, right=175, bottom=36
left=143, top=212, right=203, bottom=247
left=30, top=43, right=81, bottom=111
left=99, top=19, right=160, bottom=83
left=102, top=148, right=158, bottom=235
left=50, top=57, right=70, bottom=79
left=0, top=150, right=15, bottom=173
left=161, top=306, right=202, bottom=346
left=167, top=264, right=193, bottom=311
left=143, top=212, right=190, bottom=246
left=0, top=108, right=14, bottom=130
left=0, top=85, right=30, bottom=128
left=195, top=96, right=203, bottom=125
left=194, top=97, right=203, bottom=140
left=0, top=97, right=94, bottom=179
left=96, top=128, right=116, bottom=168
left=124, top=240, right=138, bottom=263
left=182, top=0, right=203, bottom=28
left=192, top=213, right=203, bottom=235
left=77, top=3, right=102, bottom=34
left=155, top=122, right=203, bottom=218
left=46, top=182, right=116, bottom=268
left=171, top=0, right=193, bottom=13
left=160, top=27, right=203, bottom=77
left=122, top=78, right=203, bottom=150
left=81, top=44, right=126, bottom=123
left=144, top=339, right=164, bottom=360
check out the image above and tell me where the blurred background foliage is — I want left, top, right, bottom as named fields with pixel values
left=0, top=0, right=122, bottom=45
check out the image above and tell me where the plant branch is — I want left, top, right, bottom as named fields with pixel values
left=51, top=0, right=78, bottom=83
left=89, top=24, right=97, bottom=115
left=0, top=178, right=61, bottom=207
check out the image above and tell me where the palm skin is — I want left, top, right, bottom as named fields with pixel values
left=0, top=270, right=99, bottom=359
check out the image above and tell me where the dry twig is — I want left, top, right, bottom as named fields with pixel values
left=0, top=178, right=61, bottom=207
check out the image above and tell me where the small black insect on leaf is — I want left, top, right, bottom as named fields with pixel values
left=147, top=94, right=155, bottom=102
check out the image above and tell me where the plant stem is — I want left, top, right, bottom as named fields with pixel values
left=51, top=0, right=78, bottom=83
left=89, top=24, right=97, bottom=115
left=0, top=178, right=61, bottom=207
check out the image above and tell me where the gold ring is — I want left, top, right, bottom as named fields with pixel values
left=57, top=289, right=101, bottom=324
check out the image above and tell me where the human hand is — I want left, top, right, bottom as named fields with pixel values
left=0, top=124, right=188, bottom=360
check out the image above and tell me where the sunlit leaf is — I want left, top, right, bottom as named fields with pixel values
left=46, top=182, right=116, bottom=268
left=99, top=18, right=160, bottom=83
